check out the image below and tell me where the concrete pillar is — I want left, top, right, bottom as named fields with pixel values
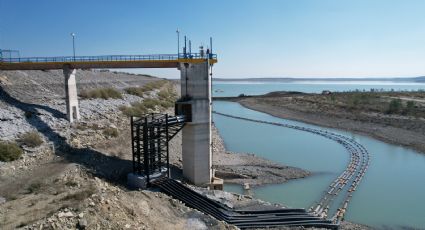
left=63, top=66, right=80, bottom=123
left=179, top=61, right=212, bottom=186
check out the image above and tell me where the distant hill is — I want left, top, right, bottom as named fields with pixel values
left=214, top=77, right=425, bottom=82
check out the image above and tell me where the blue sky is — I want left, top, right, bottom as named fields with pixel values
left=1, top=0, right=425, bottom=78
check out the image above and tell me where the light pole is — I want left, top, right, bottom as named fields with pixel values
left=70, top=33, right=76, bottom=61
left=176, top=29, right=180, bottom=58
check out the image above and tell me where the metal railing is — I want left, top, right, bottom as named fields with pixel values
left=0, top=53, right=217, bottom=63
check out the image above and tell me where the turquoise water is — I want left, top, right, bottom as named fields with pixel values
left=213, top=81, right=425, bottom=97
left=212, top=82, right=425, bottom=229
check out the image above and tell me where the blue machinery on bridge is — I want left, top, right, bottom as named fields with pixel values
left=129, top=111, right=370, bottom=229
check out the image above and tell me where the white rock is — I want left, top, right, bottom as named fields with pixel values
left=186, top=218, right=207, bottom=230
left=58, top=211, right=74, bottom=218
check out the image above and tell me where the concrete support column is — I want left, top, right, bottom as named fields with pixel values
left=63, top=66, right=80, bottom=123
left=179, top=61, right=212, bottom=186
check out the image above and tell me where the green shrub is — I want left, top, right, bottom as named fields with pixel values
left=387, top=99, right=402, bottom=114
left=27, top=182, right=42, bottom=194
left=125, top=87, right=146, bottom=97
left=120, top=83, right=177, bottom=117
left=0, top=142, right=23, bottom=162
left=157, top=87, right=177, bottom=106
left=120, top=98, right=174, bottom=117
left=80, top=88, right=122, bottom=99
left=103, top=127, right=119, bottom=137
left=403, top=101, right=416, bottom=115
left=124, top=80, right=168, bottom=97
left=24, top=111, right=33, bottom=118
left=120, top=102, right=149, bottom=117
left=19, top=131, right=43, bottom=147
left=143, top=80, right=167, bottom=91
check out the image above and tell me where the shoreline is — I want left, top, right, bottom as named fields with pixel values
left=215, top=93, right=425, bottom=155
left=240, top=100, right=425, bottom=154
left=211, top=124, right=310, bottom=187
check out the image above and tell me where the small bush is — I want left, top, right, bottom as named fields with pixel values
left=120, top=99, right=167, bottom=117
left=103, top=127, right=119, bottom=137
left=143, top=80, right=167, bottom=91
left=120, top=101, right=150, bottom=117
left=19, top=131, right=43, bottom=147
left=401, top=101, right=416, bottom=115
left=124, top=80, right=168, bottom=97
left=27, top=182, right=42, bottom=194
left=387, top=99, right=402, bottom=114
left=65, top=181, right=78, bottom=187
left=24, top=111, right=33, bottom=118
left=80, top=88, right=122, bottom=99
left=120, top=83, right=177, bottom=117
left=0, top=142, right=23, bottom=162
left=125, top=87, right=146, bottom=97
left=61, top=186, right=96, bottom=201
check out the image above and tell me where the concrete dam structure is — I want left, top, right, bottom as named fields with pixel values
left=0, top=49, right=217, bottom=187
left=1, top=46, right=370, bottom=229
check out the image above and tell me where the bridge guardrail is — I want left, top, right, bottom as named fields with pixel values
left=0, top=53, right=217, bottom=63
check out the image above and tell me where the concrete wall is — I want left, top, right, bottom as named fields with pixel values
left=179, top=61, right=212, bottom=186
left=63, top=66, right=80, bottom=123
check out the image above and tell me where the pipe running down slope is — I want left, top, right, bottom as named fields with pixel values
left=151, top=110, right=370, bottom=229
left=153, top=178, right=338, bottom=229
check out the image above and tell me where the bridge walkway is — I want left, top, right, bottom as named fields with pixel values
left=0, top=53, right=217, bottom=70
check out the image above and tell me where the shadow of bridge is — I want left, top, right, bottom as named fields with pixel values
left=0, top=85, right=134, bottom=187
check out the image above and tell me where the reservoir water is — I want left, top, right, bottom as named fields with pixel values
left=213, top=81, right=425, bottom=97
left=212, top=81, right=425, bottom=229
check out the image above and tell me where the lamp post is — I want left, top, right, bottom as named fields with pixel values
left=70, top=33, right=76, bottom=61
left=176, top=29, right=180, bottom=58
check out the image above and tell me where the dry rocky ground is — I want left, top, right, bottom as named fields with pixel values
left=0, top=70, right=359, bottom=230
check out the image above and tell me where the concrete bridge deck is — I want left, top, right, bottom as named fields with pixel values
left=0, top=53, right=217, bottom=70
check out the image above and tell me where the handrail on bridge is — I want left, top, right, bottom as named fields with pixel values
left=0, top=53, right=217, bottom=63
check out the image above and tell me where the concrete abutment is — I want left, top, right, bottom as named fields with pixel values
left=63, top=66, right=80, bottom=123
left=179, top=61, right=213, bottom=186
